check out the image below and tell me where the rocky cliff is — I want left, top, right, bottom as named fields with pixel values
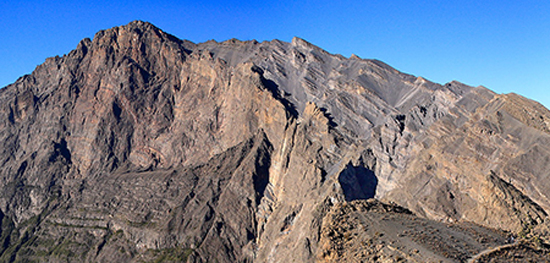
left=0, top=21, right=548, bottom=262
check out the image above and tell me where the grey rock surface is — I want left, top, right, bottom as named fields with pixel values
left=0, top=21, right=548, bottom=262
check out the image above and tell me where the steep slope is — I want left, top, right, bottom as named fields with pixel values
left=0, top=21, right=548, bottom=262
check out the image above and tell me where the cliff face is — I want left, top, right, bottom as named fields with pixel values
left=0, top=21, right=548, bottom=262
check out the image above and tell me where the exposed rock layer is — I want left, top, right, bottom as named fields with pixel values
left=0, top=21, right=548, bottom=262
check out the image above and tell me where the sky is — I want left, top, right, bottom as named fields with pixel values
left=1, top=0, right=549, bottom=107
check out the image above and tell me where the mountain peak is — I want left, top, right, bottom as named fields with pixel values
left=124, top=20, right=157, bottom=29
left=350, top=53, right=361, bottom=59
left=116, top=20, right=167, bottom=36
left=291, top=36, right=320, bottom=50
left=91, top=20, right=177, bottom=46
left=0, top=22, right=549, bottom=262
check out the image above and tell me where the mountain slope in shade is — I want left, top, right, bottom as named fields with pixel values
left=0, top=21, right=548, bottom=262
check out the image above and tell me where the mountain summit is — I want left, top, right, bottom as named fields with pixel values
left=0, top=21, right=549, bottom=262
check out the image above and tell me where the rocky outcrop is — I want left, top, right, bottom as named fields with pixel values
left=0, top=21, right=548, bottom=262
left=317, top=199, right=509, bottom=263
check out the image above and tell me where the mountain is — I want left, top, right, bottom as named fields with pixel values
left=0, top=21, right=548, bottom=262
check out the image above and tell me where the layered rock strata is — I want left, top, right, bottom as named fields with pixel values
left=0, top=21, right=548, bottom=262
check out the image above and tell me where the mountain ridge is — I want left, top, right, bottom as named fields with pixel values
left=0, top=20, right=548, bottom=262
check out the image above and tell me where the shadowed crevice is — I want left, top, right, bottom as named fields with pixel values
left=251, top=65, right=299, bottom=118
left=50, top=138, right=72, bottom=165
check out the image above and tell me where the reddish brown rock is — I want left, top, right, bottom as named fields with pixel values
left=0, top=21, right=548, bottom=262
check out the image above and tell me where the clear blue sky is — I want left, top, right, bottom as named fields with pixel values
left=1, top=1, right=549, bottom=107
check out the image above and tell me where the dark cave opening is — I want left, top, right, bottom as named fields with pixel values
left=338, top=162, right=378, bottom=201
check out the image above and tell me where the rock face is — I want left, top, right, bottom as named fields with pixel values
left=0, top=21, right=549, bottom=262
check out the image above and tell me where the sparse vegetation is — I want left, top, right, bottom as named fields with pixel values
left=147, top=247, right=194, bottom=263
